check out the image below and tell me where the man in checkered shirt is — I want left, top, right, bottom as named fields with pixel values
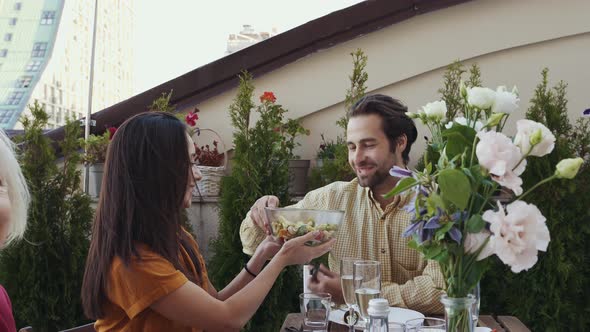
left=240, top=94, right=445, bottom=314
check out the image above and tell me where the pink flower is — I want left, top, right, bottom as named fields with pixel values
left=482, top=201, right=550, bottom=273
left=476, top=131, right=526, bottom=195
left=464, top=231, right=494, bottom=261
left=185, top=111, right=199, bottom=127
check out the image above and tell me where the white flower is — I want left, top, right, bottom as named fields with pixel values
left=491, top=86, right=519, bottom=114
left=445, top=116, right=484, bottom=132
left=482, top=201, right=550, bottom=273
left=464, top=231, right=494, bottom=261
left=555, top=157, right=584, bottom=179
left=476, top=131, right=526, bottom=195
left=513, top=120, right=555, bottom=157
left=467, top=87, right=496, bottom=109
left=421, top=100, right=447, bottom=121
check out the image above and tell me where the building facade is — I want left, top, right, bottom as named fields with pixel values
left=226, top=24, right=276, bottom=54
left=0, top=0, right=134, bottom=130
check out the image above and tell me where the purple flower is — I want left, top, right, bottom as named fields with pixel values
left=424, top=215, right=441, bottom=229
left=448, top=227, right=462, bottom=244
left=403, top=220, right=424, bottom=238
left=584, top=108, right=590, bottom=117
left=389, top=166, right=413, bottom=178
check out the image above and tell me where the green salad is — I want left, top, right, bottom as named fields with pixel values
left=271, top=215, right=337, bottom=242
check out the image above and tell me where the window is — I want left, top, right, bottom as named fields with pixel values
left=0, top=110, right=15, bottom=124
left=40, top=11, right=56, bottom=25
left=5, top=91, right=25, bottom=105
left=16, top=76, right=33, bottom=88
left=9, top=18, right=17, bottom=26
left=25, top=60, right=42, bottom=72
left=31, top=42, right=48, bottom=57
left=4, top=33, right=12, bottom=42
left=14, top=3, right=22, bottom=11
left=0, top=49, right=7, bottom=57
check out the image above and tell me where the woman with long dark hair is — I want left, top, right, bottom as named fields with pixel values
left=81, top=112, right=333, bottom=331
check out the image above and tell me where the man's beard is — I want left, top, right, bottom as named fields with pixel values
left=356, top=166, right=390, bottom=189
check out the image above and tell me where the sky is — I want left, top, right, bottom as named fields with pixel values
left=133, top=0, right=365, bottom=94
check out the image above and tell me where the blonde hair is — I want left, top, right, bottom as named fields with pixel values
left=0, top=129, right=30, bottom=246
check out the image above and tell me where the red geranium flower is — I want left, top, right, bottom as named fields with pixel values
left=107, top=126, right=117, bottom=140
left=185, top=111, right=199, bottom=127
left=260, top=91, right=277, bottom=103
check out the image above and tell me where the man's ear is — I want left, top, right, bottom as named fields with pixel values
left=396, top=134, right=408, bottom=152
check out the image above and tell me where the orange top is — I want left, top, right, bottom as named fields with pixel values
left=95, top=232, right=210, bottom=332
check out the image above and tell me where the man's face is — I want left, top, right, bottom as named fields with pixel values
left=347, top=114, right=405, bottom=190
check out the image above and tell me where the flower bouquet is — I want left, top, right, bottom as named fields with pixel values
left=386, top=83, right=583, bottom=331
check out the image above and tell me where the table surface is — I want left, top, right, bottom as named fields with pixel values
left=281, top=313, right=531, bottom=332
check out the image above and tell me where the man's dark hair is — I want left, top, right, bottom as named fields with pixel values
left=349, top=94, right=418, bottom=165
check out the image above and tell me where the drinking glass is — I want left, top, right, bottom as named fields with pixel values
left=388, top=322, right=406, bottom=332
left=353, top=260, right=381, bottom=323
left=405, top=317, right=446, bottom=331
left=340, top=258, right=360, bottom=331
left=299, top=293, right=331, bottom=330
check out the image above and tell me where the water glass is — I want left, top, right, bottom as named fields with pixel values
left=300, top=293, right=331, bottom=329
left=405, top=317, right=445, bottom=331
left=388, top=322, right=405, bottom=332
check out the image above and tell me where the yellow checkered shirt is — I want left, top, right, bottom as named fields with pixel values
left=239, top=178, right=445, bottom=314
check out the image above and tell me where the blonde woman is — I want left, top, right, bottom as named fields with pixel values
left=0, top=129, right=30, bottom=331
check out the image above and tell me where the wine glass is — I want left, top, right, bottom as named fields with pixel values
left=353, top=260, right=381, bottom=324
left=340, top=258, right=360, bottom=331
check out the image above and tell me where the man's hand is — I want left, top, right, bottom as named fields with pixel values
left=308, top=264, right=344, bottom=304
left=249, top=195, right=279, bottom=235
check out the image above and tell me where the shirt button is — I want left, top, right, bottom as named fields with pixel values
left=381, top=248, right=386, bottom=254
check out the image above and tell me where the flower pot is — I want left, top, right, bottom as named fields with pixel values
left=441, top=294, right=476, bottom=332
left=88, top=163, right=104, bottom=198
left=195, top=165, right=224, bottom=197
left=288, top=159, right=310, bottom=196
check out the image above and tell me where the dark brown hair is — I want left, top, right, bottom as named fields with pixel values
left=81, top=112, right=201, bottom=319
left=349, top=94, right=418, bottom=164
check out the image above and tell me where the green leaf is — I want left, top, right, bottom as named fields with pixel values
left=383, top=177, right=417, bottom=199
left=427, top=193, right=447, bottom=211
left=422, top=244, right=443, bottom=259
left=466, top=214, right=486, bottom=233
left=431, top=250, right=450, bottom=265
left=438, top=169, right=471, bottom=209
left=407, top=238, right=419, bottom=250
left=442, top=125, right=476, bottom=158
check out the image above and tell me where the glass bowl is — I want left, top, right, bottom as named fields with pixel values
left=264, top=207, right=345, bottom=245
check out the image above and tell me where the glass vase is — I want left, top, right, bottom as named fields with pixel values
left=440, top=294, right=476, bottom=332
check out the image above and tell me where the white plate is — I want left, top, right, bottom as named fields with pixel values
left=475, top=328, right=492, bottom=332
left=329, top=306, right=424, bottom=329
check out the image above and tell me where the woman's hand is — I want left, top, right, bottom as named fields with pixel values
left=256, top=236, right=283, bottom=261
left=275, top=231, right=335, bottom=267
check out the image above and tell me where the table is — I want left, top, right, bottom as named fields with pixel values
left=281, top=313, right=531, bottom=332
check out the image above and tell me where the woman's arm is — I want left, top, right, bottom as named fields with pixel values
left=214, top=237, right=281, bottom=300
left=151, top=231, right=334, bottom=330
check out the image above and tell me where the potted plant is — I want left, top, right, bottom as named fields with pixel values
left=79, top=127, right=116, bottom=198
left=264, top=92, right=310, bottom=196
left=316, top=134, right=342, bottom=168
left=183, top=108, right=226, bottom=196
